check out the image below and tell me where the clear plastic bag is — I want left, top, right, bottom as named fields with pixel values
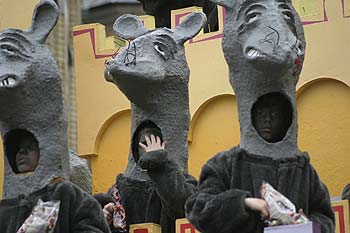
left=17, top=199, right=60, bottom=233
left=261, top=181, right=309, bottom=226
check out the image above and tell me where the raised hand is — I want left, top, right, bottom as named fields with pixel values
left=139, top=134, right=165, bottom=152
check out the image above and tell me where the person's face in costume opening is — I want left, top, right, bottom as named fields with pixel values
left=15, top=137, right=39, bottom=173
left=252, top=94, right=292, bottom=143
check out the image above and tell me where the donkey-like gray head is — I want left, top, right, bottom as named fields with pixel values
left=212, top=0, right=305, bottom=76
left=104, top=12, right=206, bottom=105
left=0, top=0, right=68, bottom=199
left=211, top=0, right=306, bottom=158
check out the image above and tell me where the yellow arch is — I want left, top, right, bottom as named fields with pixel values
left=92, top=109, right=131, bottom=193
left=297, top=77, right=350, bottom=197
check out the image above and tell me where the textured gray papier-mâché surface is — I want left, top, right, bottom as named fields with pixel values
left=104, top=13, right=206, bottom=180
left=69, top=150, right=92, bottom=194
left=211, top=0, right=306, bottom=158
left=0, top=0, right=70, bottom=199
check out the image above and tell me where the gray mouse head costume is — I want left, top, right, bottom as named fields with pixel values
left=104, top=13, right=206, bottom=177
left=0, top=0, right=68, bottom=199
left=211, top=0, right=306, bottom=158
left=105, top=13, right=206, bottom=106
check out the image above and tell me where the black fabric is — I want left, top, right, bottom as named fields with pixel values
left=115, top=150, right=197, bottom=233
left=94, top=193, right=114, bottom=208
left=185, top=147, right=335, bottom=233
left=0, top=181, right=110, bottom=233
left=342, top=184, right=350, bottom=200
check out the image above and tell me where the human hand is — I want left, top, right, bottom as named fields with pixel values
left=244, top=198, right=270, bottom=220
left=103, top=203, right=114, bottom=225
left=139, top=134, right=165, bottom=152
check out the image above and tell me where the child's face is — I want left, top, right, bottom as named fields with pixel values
left=252, top=103, right=284, bottom=142
left=252, top=95, right=293, bottom=143
left=15, top=137, right=39, bottom=173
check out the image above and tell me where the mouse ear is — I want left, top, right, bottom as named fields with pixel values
left=28, top=0, right=59, bottom=44
left=173, top=12, right=207, bottom=44
left=113, top=14, right=149, bottom=40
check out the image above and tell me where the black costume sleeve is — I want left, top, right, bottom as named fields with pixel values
left=185, top=152, right=259, bottom=233
left=307, top=166, right=335, bottom=233
left=140, top=149, right=197, bottom=220
left=138, top=149, right=168, bottom=170
left=55, top=182, right=111, bottom=233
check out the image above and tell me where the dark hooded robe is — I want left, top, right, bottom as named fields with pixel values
left=96, top=118, right=198, bottom=233
left=185, top=147, right=335, bottom=233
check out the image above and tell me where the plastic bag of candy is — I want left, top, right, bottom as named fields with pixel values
left=112, top=185, right=127, bottom=232
left=17, top=199, right=60, bottom=233
left=261, top=181, right=309, bottom=226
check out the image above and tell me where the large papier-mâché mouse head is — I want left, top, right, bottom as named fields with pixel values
left=211, top=0, right=306, bottom=158
left=104, top=12, right=206, bottom=105
left=0, top=0, right=68, bottom=199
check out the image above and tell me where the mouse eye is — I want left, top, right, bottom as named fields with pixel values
left=1, top=44, right=20, bottom=55
left=0, top=43, right=30, bottom=59
left=245, top=11, right=261, bottom=24
left=153, top=41, right=171, bottom=59
left=282, top=10, right=295, bottom=23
